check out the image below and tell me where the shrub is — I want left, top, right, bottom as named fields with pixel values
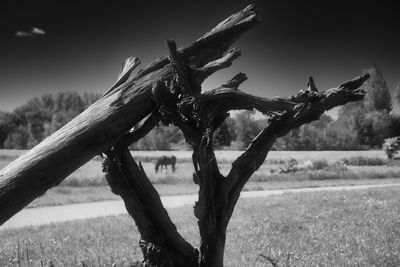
left=383, top=137, right=400, bottom=159
left=307, top=164, right=348, bottom=180
left=340, top=156, right=386, bottom=166
left=278, top=158, right=300, bottom=174
left=311, top=159, right=329, bottom=170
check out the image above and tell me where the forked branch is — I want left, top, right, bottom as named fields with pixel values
left=224, top=73, right=371, bottom=207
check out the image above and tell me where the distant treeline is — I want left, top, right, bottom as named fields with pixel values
left=1, top=65, right=400, bottom=150
left=0, top=92, right=100, bottom=149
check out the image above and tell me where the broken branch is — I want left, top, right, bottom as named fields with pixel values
left=225, top=73, right=371, bottom=206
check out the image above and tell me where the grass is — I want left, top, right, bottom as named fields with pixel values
left=340, top=156, right=387, bottom=166
left=27, top=178, right=400, bottom=209
left=0, top=149, right=388, bottom=162
left=2, top=187, right=400, bottom=266
left=54, top=158, right=400, bottom=187
left=27, top=184, right=199, bottom=208
left=3, top=149, right=400, bottom=208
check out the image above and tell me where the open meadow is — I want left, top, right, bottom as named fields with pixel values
left=1, top=187, right=400, bottom=266
left=1, top=149, right=400, bottom=208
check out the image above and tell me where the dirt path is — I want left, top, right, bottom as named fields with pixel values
left=1, top=183, right=400, bottom=230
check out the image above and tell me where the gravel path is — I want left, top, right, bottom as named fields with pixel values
left=1, top=183, right=400, bottom=230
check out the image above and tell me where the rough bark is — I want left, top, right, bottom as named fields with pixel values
left=0, top=5, right=262, bottom=225
left=154, top=66, right=369, bottom=267
left=101, top=111, right=198, bottom=266
left=0, top=4, right=371, bottom=267
left=117, top=23, right=370, bottom=265
left=104, top=148, right=198, bottom=267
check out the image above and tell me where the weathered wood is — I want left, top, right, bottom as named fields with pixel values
left=155, top=71, right=370, bottom=267
left=105, top=57, right=141, bottom=96
left=0, top=5, right=261, bottom=225
left=197, top=48, right=241, bottom=82
left=104, top=6, right=369, bottom=266
left=0, top=4, right=371, bottom=267
left=225, top=74, right=371, bottom=201
left=105, top=148, right=198, bottom=267
left=221, top=72, right=247, bottom=89
left=103, top=104, right=198, bottom=266
left=203, top=75, right=370, bottom=267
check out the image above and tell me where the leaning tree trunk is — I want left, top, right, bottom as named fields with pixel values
left=0, top=5, right=265, bottom=225
left=0, top=4, right=370, bottom=267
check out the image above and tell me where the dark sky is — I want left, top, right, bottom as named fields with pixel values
left=1, top=0, right=399, bottom=116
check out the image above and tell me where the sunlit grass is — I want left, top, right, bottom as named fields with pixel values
left=2, top=187, right=400, bottom=266
left=2, top=149, right=400, bottom=208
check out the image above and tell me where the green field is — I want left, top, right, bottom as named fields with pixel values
left=2, top=149, right=400, bottom=208
left=0, top=149, right=395, bottom=186
left=1, top=187, right=400, bottom=266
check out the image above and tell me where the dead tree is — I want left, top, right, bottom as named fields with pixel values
left=0, top=5, right=369, bottom=267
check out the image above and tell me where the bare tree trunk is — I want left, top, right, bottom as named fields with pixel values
left=0, top=5, right=260, bottom=225
left=105, top=148, right=198, bottom=266
left=100, top=114, right=198, bottom=266
left=201, top=75, right=369, bottom=267
left=0, top=4, right=371, bottom=267
left=155, top=63, right=369, bottom=266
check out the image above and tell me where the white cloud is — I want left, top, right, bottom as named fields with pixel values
left=15, top=31, right=34, bottom=37
left=31, top=27, right=46, bottom=35
left=14, top=26, right=46, bottom=38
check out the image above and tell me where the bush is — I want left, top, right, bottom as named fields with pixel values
left=311, top=159, right=329, bottom=170
left=340, top=156, right=386, bottom=166
left=278, top=158, right=300, bottom=174
left=383, top=137, right=400, bottom=159
left=306, top=164, right=348, bottom=180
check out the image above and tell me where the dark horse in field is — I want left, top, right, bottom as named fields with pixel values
left=155, top=156, right=176, bottom=173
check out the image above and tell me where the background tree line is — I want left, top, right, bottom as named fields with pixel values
left=1, top=65, right=399, bottom=150
left=0, top=92, right=100, bottom=149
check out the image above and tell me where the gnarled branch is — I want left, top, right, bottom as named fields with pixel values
left=224, top=73, right=371, bottom=207
left=221, top=72, right=248, bottom=89
left=196, top=48, right=241, bottom=83
left=104, top=148, right=198, bottom=267
left=0, top=4, right=260, bottom=225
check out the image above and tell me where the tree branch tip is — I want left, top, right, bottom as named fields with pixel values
left=165, top=39, right=178, bottom=52
left=245, top=4, right=255, bottom=11
left=103, top=57, right=141, bottom=96
left=124, top=56, right=140, bottom=66
left=307, top=76, right=318, bottom=92
left=166, top=39, right=176, bottom=45
left=223, top=48, right=241, bottom=61
left=339, top=73, right=371, bottom=91
left=118, top=57, right=141, bottom=77
left=242, top=4, right=259, bottom=19
left=222, top=72, right=248, bottom=89
left=363, top=72, right=371, bottom=78
left=228, top=47, right=241, bottom=54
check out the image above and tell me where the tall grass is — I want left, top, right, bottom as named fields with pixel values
left=2, top=187, right=400, bottom=266
left=0, top=150, right=399, bottom=188
left=341, top=156, right=387, bottom=166
left=36, top=158, right=400, bottom=186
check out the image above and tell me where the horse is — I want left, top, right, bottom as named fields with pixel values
left=155, top=156, right=176, bottom=173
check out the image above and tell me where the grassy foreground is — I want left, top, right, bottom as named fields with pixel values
left=2, top=187, right=400, bottom=266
